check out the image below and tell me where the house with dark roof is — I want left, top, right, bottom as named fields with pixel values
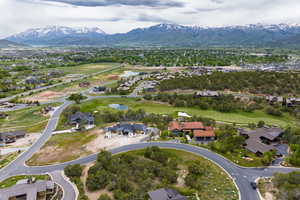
left=69, top=112, right=94, bottom=126
left=0, top=179, right=54, bottom=200
left=93, top=86, right=107, bottom=93
left=106, top=123, right=148, bottom=137
left=239, top=127, right=284, bottom=156
left=148, top=188, right=187, bottom=200
left=0, top=130, right=26, bottom=144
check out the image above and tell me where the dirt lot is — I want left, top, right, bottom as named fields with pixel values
left=24, top=91, right=65, bottom=103
left=86, top=131, right=148, bottom=153
left=27, top=128, right=148, bottom=166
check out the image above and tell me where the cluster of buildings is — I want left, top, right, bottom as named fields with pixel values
left=266, top=95, right=300, bottom=107
left=168, top=121, right=215, bottom=141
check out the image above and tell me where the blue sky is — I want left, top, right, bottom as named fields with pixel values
left=1, top=0, right=300, bottom=38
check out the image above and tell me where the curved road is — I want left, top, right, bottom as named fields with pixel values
left=1, top=87, right=300, bottom=200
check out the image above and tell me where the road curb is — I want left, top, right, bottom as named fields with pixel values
left=255, top=177, right=264, bottom=200
left=61, top=171, right=79, bottom=200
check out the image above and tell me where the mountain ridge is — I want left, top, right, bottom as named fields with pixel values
left=6, top=23, right=300, bottom=47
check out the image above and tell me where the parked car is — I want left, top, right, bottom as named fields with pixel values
left=250, top=182, right=257, bottom=189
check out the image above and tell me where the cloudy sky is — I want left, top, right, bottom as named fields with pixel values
left=1, top=0, right=300, bottom=38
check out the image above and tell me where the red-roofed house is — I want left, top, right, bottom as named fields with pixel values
left=168, top=121, right=215, bottom=141
left=193, top=127, right=215, bottom=141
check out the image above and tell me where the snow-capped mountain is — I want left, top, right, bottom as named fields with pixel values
left=5, top=23, right=300, bottom=47
left=7, top=26, right=106, bottom=45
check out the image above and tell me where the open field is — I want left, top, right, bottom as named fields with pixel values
left=0, top=174, right=49, bottom=189
left=61, top=98, right=297, bottom=128
left=41, top=63, right=120, bottom=75
left=0, top=103, right=62, bottom=133
left=82, top=149, right=238, bottom=200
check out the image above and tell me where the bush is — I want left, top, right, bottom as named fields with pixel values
left=64, top=164, right=83, bottom=178
left=98, top=194, right=112, bottom=200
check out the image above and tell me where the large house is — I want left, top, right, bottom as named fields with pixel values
left=0, top=130, right=26, bottom=144
left=239, top=127, right=284, bottom=156
left=168, top=121, right=215, bottom=141
left=106, top=123, right=148, bottom=137
left=148, top=188, right=187, bottom=200
left=68, top=112, right=94, bottom=129
left=0, top=178, right=55, bottom=200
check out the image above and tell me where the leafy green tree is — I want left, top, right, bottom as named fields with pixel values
left=64, top=164, right=83, bottom=178
left=68, top=93, right=87, bottom=104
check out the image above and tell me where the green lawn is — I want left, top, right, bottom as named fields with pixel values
left=0, top=174, right=49, bottom=189
left=66, top=98, right=297, bottom=128
left=0, top=103, right=62, bottom=133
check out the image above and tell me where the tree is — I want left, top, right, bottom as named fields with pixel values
left=257, top=120, right=265, bottom=128
left=64, top=164, right=82, bottom=178
left=98, top=194, right=112, bottom=200
left=68, top=93, right=86, bottom=104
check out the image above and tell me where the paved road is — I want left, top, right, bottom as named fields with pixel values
left=50, top=171, right=77, bottom=200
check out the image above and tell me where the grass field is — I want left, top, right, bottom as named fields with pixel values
left=0, top=174, right=49, bottom=189
left=0, top=103, right=62, bottom=133
left=64, top=97, right=297, bottom=128
left=0, top=152, right=20, bottom=169
left=107, top=149, right=239, bottom=200
left=41, top=63, right=120, bottom=75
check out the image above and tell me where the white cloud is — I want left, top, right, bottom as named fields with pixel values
left=1, top=0, right=300, bottom=38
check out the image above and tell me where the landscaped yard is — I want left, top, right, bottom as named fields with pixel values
left=58, top=98, right=297, bottom=128
left=0, top=103, right=62, bottom=133
left=0, top=174, right=50, bottom=189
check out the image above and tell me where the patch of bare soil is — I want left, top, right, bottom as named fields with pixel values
left=176, top=169, right=188, bottom=187
left=107, top=75, right=119, bottom=80
left=81, top=163, right=113, bottom=200
left=260, top=178, right=277, bottom=200
left=86, top=130, right=149, bottom=153
left=24, top=91, right=64, bottom=102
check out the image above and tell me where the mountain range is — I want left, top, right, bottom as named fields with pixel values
left=0, top=39, right=27, bottom=48
left=5, top=23, right=300, bottom=48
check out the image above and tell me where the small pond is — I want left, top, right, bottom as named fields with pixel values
left=108, top=104, right=129, bottom=111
